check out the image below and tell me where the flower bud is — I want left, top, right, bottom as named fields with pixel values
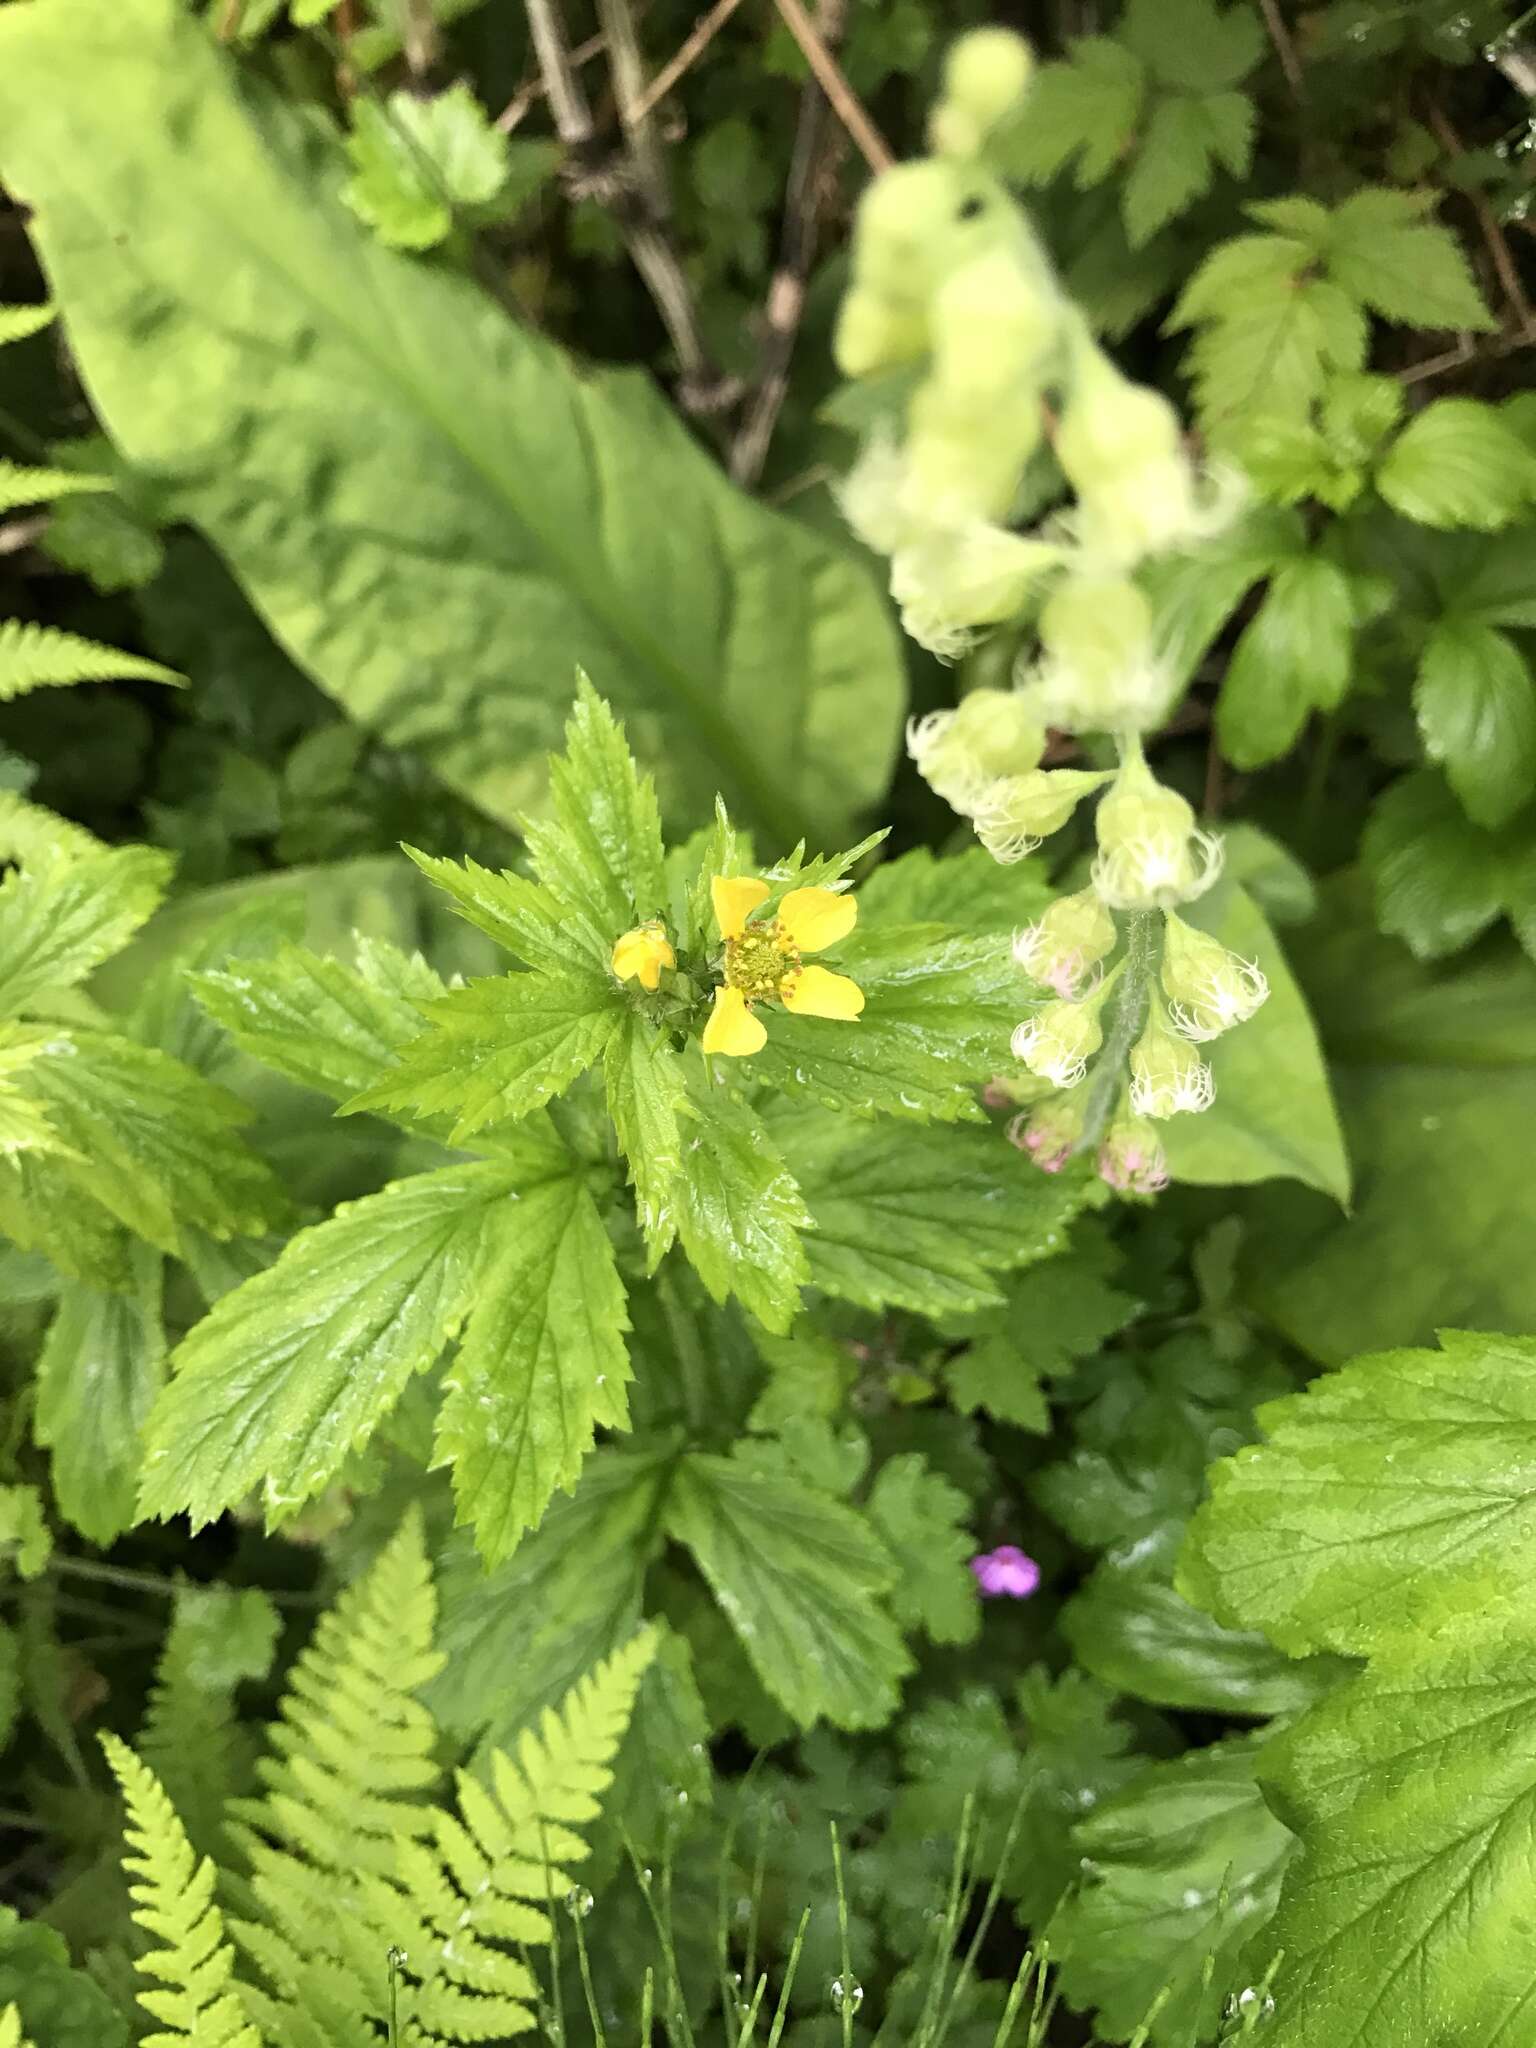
left=1007, top=1090, right=1085, bottom=1172
left=1011, top=975, right=1114, bottom=1090
left=1097, top=1111, right=1169, bottom=1195
left=928, top=28, right=1035, bottom=159
left=1129, top=1002, right=1215, bottom=1118
left=837, top=430, right=919, bottom=557
left=1160, top=912, right=1269, bottom=1041
left=891, top=524, right=1063, bottom=659
left=975, top=767, right=1111, bottom=863
left=907, top=687, right=1047, bottom=816
left=1092, top=745, right=1222, bottom=910
left=1022, top=573, right=1176, bottom=735
left=1012, top=887, right=1116, bottom=998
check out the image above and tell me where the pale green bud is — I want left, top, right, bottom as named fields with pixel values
left=1092, top=745, right=1222, bottom=910
left=1007, top=1089, right=1085, bottom=1173
left=1161, top=913, right=1269, bottom=1041
left=838, top=430, right=921, bottom=556
left=891, top=524, right=1064, bottom=660
left=975, top=767, right=1112, bottom=863
left=1011, top=982, right=1110, bottom=1090
left=1097, top=1110, right=1169, bottom=1194
left=1022, top=572, right=1175, bottom=734
left=906, top=687, right=1047, bottom=816
left=928, top=29, right=1035, bottom=159
left=1012, top=887, right=1116, bottom=998
left=1128, top=1002, right=1215, bottom=1119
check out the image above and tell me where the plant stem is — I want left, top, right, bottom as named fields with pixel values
left=1072, top=910, right=1160, bottom=1156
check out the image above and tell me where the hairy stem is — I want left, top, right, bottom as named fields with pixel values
left=1072, top=910, right=1161, bottom=1156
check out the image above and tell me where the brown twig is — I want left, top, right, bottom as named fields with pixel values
left=214, top=0, right=246, bottom=39
left=496, top=32, right=607, bottom=132
left=597, top=0, right=672, bottom=218
left=632, top=0, right=748, bottom=120
left=731, top=0, right=850, bottom=486
left=768, top=0, right=893, bottom=175
left=1427, top=101, right=1536, bottom=337
left=1257, top=0, right=1303, bottom=97
left=521, top=0, right=736, bottom=414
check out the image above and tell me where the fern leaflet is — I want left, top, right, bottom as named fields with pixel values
left=0, top=620, right=182, bottom=699
left=100, top=1732, right=264, bottom=2048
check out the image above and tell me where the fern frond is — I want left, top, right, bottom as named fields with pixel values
left=101, top=1732, right=264, bottom=2048
left=0, top=304, right=53, bottom=347
left=0, top=461, right=113, bottom=515
left=391, top=1628, right=658, bottom=2045
left=0, top=2003, right=37, bottom=2048
left=0, top=619, right=182, bottom=700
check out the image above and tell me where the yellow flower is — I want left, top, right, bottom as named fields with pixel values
left=701, top=875, right=865, bottom=1058
left=611, top=920, right=676, bottom=992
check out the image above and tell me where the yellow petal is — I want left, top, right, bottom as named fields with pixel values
left=711, top=874, right=770, bottom=940
left=777, top=886, right=857, bottom=955
left=702, top=985, right=768, bottom=1057
left=781, top=965, right=865, bottom=1020
left=611, top=924, right=675, bottom=991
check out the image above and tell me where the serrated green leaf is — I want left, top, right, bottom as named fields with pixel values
left=16, top=1027, right=287, bottom=1254
left=1361, top=769, right=1506, bottom=958
left=0, top=1486, right=50, bottom=1580
left=1177, top=268, right=1366, bottom=440
left=747, top=924, right=1021, bottom=1123
left=1122, top=92, right=1252, bottom=248
left=36, top=1242, right=164, bottom=1547
left=855, top=844, right=1052, bottom=933
left=666, top=1446, right=911, bottom=1731
left=0, top=1150, right=132, bottom=1289
left=998, top=38, right=1145, bottom=186
left=771, top=1104, right=1085, bottom=1316
left=1414, top=619, right=1536, bottom=829
left=193, top=937, right=444, bottom=1102
left=345, top=970, right=621, bottom=1139
left=1217, top=554, right=1355, bottom=769
left=0, top=844, right=171, bottom=1018
left=674, top=1082, right=811, bottom=1334
left=604, top=1012, right=686, bottom=1267
left=402, top=846, right=576, bottom=975
left=342, top=83, right=542, bottom=251
left=1049, top=1743, right=1294, bottom=2048
left=1325, top=186, right=1496, bottom=331
left=0, top=0, right=903, bottom=849
left=1118, top=0, right=1264, bottom=92
left=865, top=1454, right=978, bottom=1647
left=526, top=676, right=669, bottom=942
left=948, top=1242, right=1140, bottom=1429
left=1143, top=505, right=1304, bottom=688
left=435, top=1166, right=632, bottom=1565
left=1378, top=397, right=1536, bottom=530
left=139, top=1160, right=522, bottom=1529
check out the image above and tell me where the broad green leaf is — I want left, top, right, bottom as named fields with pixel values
left=1237, top=879, right=1536, bottom=1360
left=674, top=1083, right=811, bottom=1335
left=1324, top=187, right=1496, bottom=332
left=855, top=844, right=1052, bottom=934
left=1182, top=1330, right=1536, bottom=1658
left=0, top=0, right=902, bottom=848
left=428, top=1446, right=673, bottom=1752
left=0, top=1150, right=132, bottom=1290
left=1216, top=555, right=1354, bottom=769
left=0, top=1908, right=128, bottom=2048
left=1122, top=92, right=1252, bottom=248
left=35, top=1243, right=164, bottom=1547
left=998, top=39, right=1145, bottom=187
left=1142, top=505, right=1304, bottom=691
left=139, top=1160, right=522, bottom=1528
left=1118, top=0, right=1264, bottom=92
left=865, top=1455, right=978, bottom=1647
left=525, top=678, right=669, bottom=940
left=435, top=1166, right=632, bottom=1564
left=747, top=924, right=1022, bottom=1123
left=666, top=1446, right=911, bottom=1730
left=947, top=1239, right=1139, bottom=1430
left=603, top=1013, right=687, bottom=1267
left=770, top=1104, right=1085, bottom=1316
left=192, top=938, right=445, bottom=1103
left=1361, top=769, right=1506, bottom=959
left=1162, top=879, right=1350, bottom=1202
left=1049, top=1744, right=1294, bottom=2048
left=16, top=1028, right=288, bottom=1255
left=1378, top=397, right=1536, bottom=531
left=402, top=847, right=575, bottom=975
left=345, top=970, right=622, bottom=1140
left=1414, top=619, right=1536, bottom=830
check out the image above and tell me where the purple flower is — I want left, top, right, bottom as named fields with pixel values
left=970, top=1545, right=1041, bottom=1599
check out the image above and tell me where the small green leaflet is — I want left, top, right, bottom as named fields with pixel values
left=435, top=1167, right=633, bottom=1565
left=1217, top=553, right=1355, bottom=770
left=748, top=923, right=1024, bottom=1123
left=1378, top=397, right=1536, bottom=532
left=139, top=1161, right=521, bottom=1530
left=1413, top=619, right=1536, bottom=832
left=345, top=970, right=622, bottom=1140
left=674, top=1082, right=811, bottom=1335
left=35, top=1243, right=164, bottom=1548
left=526, top=676, right=669, bottom=940
left=665, top=1445, right=911, bottom=1730
left=947, top=1237, right=1139, bottom=1430
left=865, top=1454, right=978, bottom=1647
left=1049, top=1742, right=1294, bottom=2048
left=0, top=1484, right=51, bottom=1579
left=401, top=847, right=574, bottom=975
left=771, top=1103, right=1085, bottom=1317
left=343, top=84, right=554, bottom=253
left=0, top=845, right=171, bottom=1017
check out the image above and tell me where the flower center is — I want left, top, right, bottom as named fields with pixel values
left=724, top=920, right=799, bottom=1002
